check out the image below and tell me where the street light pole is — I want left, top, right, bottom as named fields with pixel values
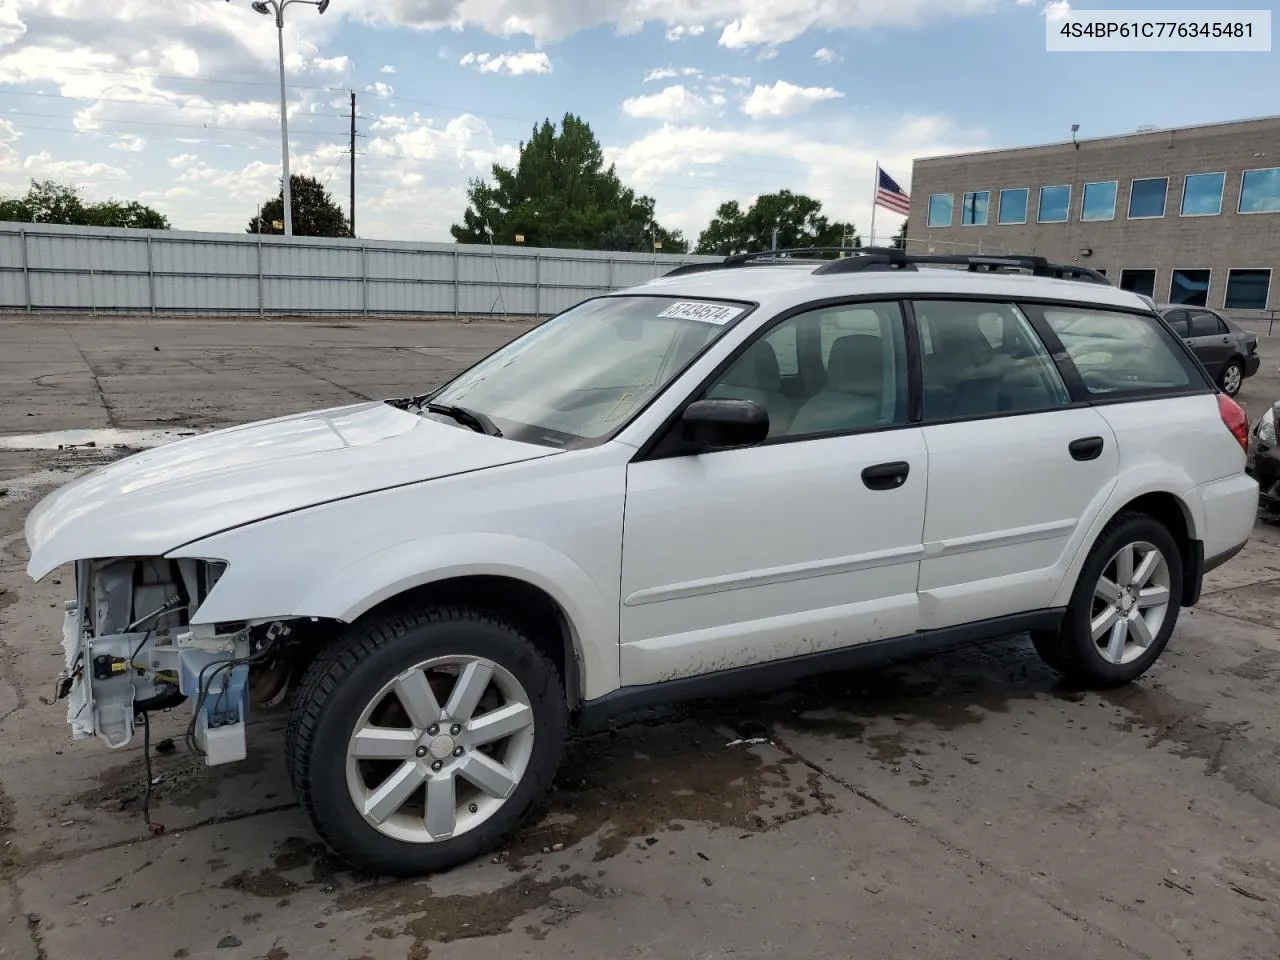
left=245, top=0, right=330, bottom=236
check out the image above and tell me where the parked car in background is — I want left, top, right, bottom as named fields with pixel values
left=1247, top=399, right=1280, bottom=521
left=1154, top=304, right=1259, bottom=396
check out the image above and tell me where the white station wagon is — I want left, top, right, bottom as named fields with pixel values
left=25, top=248, right=1258, bottom=876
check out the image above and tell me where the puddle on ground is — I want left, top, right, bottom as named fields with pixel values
left=0, top=428, right=198, bottom=451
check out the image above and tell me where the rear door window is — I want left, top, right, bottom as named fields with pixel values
left=1188, top=310, right=1226, bottom=337
left=1163, top=310, right=1189, bottom=336
left=1042, top=307, right=1205, bottom=397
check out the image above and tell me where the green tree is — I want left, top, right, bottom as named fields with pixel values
left=891, top=220, right=908, bottom=250
left=248, top=174, right=350, bottom=237
left=694, top=190, right=857, bottom=255
left=0, top=179, right=169, bottom=229
left=451, top=113, right=683, bottom=252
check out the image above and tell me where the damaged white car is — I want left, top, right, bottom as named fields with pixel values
left=25, top=249, right=1258, bottom=876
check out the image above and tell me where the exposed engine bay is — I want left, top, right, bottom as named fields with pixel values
left=54, top=557, right=299, bottom=767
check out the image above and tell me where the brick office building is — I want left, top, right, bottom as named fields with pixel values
left=905, top=116, right=1280, bottom=314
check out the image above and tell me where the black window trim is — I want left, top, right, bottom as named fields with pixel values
left=631, top=294, right=917, bottom=462
left=1025, top=300, right=1215, bottom=406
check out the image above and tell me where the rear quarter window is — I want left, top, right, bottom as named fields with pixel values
left=1043, top=307, right=1206, bottom=397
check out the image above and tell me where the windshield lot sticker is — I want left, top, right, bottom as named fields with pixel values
left=656, top=301, right=745, bottom=325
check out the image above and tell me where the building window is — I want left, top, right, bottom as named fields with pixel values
left=927, top=193, right=953, bottom=227
left=1038, top=185, right=1070, bottom=223
left=997, top=188, right=1028, bottom=224
left=960, top=191, right=989, bottom=225
left=1239, top=167, right=1280, bottom=214
left=1225, top=268, right=1272, bottom=310
left=1128, top=177, right=1169, bottom=219
left=1170, top=268, right=1211, bottom=307
left=1119, top=268, right=1156, bottom=299
left=1181, top=172, right=1225, bottom=217
left=1081, top=181, right=1117, bottom=221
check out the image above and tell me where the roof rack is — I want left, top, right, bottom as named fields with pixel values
left=661, top=245, right=1110, bottom=285
left=661, top=246, right=859, bottom=278
left=812, top=247, right=1110, bottom=284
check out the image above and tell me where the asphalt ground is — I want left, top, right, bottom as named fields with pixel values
left=1, top=316, right=1279, bottom=960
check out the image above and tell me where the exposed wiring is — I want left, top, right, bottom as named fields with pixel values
left=183, top=634, right=280, bottom=757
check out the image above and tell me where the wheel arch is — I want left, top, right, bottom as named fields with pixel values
left=1054, top=485, right=1202, bottom=609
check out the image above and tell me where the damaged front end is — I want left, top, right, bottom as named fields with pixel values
left=55, top=557, right=294, bottom=766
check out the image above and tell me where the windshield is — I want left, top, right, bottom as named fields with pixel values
left=426, top=295, right=750, bottom=448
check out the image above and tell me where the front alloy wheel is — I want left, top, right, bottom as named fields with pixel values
left=346, top=656, right=535, bottom=844
left=289, top=606, right=567, bottom=876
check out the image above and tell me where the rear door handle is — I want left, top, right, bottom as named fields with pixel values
left=861, top=461, right=910, bottom=490
left=1069, top=436, right=1104, bottom=461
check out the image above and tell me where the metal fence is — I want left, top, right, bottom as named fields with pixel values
left=0, top=222, right=721, bottom=318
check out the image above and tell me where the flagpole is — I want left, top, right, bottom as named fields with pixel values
left=869, top=162, right=879, bottom=247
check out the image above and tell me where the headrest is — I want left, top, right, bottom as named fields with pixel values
left=723, top=339, right=782, bottom=393
left=827, top=334, right=884, bottom=395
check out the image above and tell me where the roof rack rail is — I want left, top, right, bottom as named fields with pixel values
left=661, top=246, right=860, bottom=278
left=810, top=246, right=1110, bottom=284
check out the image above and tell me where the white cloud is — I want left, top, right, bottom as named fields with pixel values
left=665, top=24, right=706, bottom=41
left=644, top=66, right=702, bottom=82
left=814, top=47, right=839, bottom=63
left=621, top=85, right=714, bottom=122
left=1042, top=1, right=1071, bottom=20
left=380, top=64, right=396, bottom=73
left=367, top=112, right=517, bottom=172
left=347, top=0, right=1006, bottom=48
left=741, top=80, right=844, bottom=119
left=23, top=151, right=128, bottom=182
left=366, top=81, right=395, bottom=98
left=460, top=50, right=552, bottom=75
left=107, top=136, right=146, bottom=153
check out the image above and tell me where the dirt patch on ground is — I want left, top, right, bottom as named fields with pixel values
left=67, top=747, right=269, bottom=814
left=336, top=872, right=612, bottom=959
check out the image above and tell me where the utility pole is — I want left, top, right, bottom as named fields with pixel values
left=349, top=90, right=356, bottom=237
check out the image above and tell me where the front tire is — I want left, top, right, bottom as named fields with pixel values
left=1220, top=359, right=1244, bottom=396
left=1033, top=512, right=1182, bottom=687
left=288, top=606, right=567, bottom=877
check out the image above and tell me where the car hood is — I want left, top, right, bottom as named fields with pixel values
left=25, top=401, right=558, bottom=580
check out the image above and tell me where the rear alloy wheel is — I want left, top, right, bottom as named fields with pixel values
left=289, top=606, right=566, bottom=876
left=1034, top=512, right=1182, bottom=687
left=1220, top=359, right=1244, bottom=397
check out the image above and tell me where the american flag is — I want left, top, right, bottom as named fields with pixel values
left=875, top=166, right=911, bottom=216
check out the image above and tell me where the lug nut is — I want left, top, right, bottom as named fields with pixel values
left=415, top=746, right=428, bottom=758
left=469, top=803, right=478, bottom=813
left=427, top=724, right=439, bottom=736
left=453, top=746, right=464, bottom=757
left=431, top=760, right=443, bottom=771
left=450, top=724, right=462, bottom=736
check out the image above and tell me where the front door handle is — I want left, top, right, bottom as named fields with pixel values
left=861, top=461, right=910, bottom=490
left=1069, top=436, right=1104, bottom=461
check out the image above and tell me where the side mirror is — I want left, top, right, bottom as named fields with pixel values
left=681, top=398, right=769, bottom=450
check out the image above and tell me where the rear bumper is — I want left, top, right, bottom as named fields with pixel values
left=1246, top=443, right=1280, bottom=513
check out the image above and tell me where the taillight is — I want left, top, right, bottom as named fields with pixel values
left=1218, top=393, right=1249, bottom=452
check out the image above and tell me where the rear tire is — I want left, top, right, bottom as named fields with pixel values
left=288, top=605, right=567, bottom=877
left=1033, top=512, right=1182, bottom=687
left=1220, top=359, right=1244, bottom=396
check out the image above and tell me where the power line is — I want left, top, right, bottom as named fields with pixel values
left=0, top=86, right=351, bottom=119
left=1, top=108, right=348, bottom=138
left=0, top=63, right=346, bottom=94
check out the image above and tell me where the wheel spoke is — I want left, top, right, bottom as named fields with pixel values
left=467, top=701, right=534, bottom=747
left=424, top=774, right=457, bottom=840
left=394, top=670, right=443, bottom=729
left=364, top=760, right=427, bottom=823
left=1114, top=545, right=1135, bottom=586
left=350, top=725, right=419, bottom=760
left=456, top=751, right=518, bottom=799
left=1106, top=620, right=1127, bottom=663
left=1131, top=549, right=1160, bottom=589
left=1094, top=577, right=1122, bottom=604
left=1128, top=611, right=1154, bottom=648
left=444, top=661, right=493, bottom=722
left=1091, top=605, right=1121, bottom=641
left=1136, top=584, right=1171, bottom=609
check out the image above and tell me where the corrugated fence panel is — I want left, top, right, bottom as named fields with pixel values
left=0, top=222, right=720, bottom=316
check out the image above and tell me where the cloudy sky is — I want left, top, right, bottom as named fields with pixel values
left=0, top=0, right=1275, bottom=246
